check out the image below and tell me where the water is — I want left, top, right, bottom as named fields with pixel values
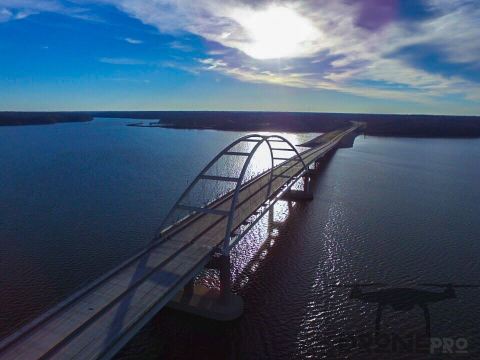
left=0, top=119, right=479, bottom=358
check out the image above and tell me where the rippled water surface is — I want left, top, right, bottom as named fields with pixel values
left=1, top=119, right=479, bottom=359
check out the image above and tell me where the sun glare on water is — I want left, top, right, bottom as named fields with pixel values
left=233, top=6, right=320, bottom=60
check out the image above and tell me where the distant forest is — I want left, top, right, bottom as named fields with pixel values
left=1, top=111, right=480, bottom=137
left=0, top=112, right=92, bottom=126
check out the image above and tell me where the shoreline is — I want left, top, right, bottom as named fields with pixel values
left=0, top=112, right=93, bottom=126
left=1, top=111, right=480, bottom=138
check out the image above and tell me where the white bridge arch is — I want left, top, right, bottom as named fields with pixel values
left=155, top=134, right=309, bottom=254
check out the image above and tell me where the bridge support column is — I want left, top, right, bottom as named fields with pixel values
left=168, top=254, right=244, bottom=321
left=280, top=191, right=313, bottom=201
left=181, top=279, right=195, bottom=301
left=219, top=255, right=232, bottom=303
left=304, top=175, right=311, bottom=193
left=281, top=175, right=313, bottom=201
left=314, top=159, right=323, bottom=170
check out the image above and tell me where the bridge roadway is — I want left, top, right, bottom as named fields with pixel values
left=0, top=125, right=358, bottom=360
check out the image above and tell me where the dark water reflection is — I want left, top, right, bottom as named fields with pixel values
left=1, top=120, right=479, bottom=359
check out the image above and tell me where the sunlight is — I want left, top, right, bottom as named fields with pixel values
left=233, top=5, right=320, bottom=60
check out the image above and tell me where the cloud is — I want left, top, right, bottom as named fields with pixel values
left=161, top=61, right=199, bottom=75
left=0, top=0, right=99, bottom=22
left=420, top=2, right=480, bottom=65
left=3, top=0, right=480, bottom=104
left=99, top=57, right=146, bottom=65
left=0, top=8, right=13, bottom=22
left=197, top=58, right=227, bottom=70
left=0, top=0, right=63, bottom=12
left=168, top=40, right=193, bottom=52
left=0, top=3, right=45, bottom=22
left=89, top=0, right=479, bottom=104
left=124, top=37, right=143, bottom=44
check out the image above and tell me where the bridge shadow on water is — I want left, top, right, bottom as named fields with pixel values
left=114, top=153, right=339, bottom=360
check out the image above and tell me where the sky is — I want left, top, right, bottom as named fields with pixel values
left=0, top=0, right=479, bottom=115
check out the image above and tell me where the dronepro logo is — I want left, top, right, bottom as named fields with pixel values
left=430, top=337, right=468, bottom=355
left=348, top=333, right=468, bottom=355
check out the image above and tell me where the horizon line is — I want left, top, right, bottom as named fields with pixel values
left=1, top=110, right=479, bottom=118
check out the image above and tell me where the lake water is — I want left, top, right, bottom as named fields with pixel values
left=0, top=118, right=479, bottom=359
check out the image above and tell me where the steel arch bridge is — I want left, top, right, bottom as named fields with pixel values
left=0, top=125, right=361, bottom=360
left=155, top=134, right=309, bottom=254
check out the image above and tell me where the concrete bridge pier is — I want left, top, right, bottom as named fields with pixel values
left=314, top=158, right=324, bottom=170
left=214, top=254, right=232, bottom=303
left=304, top=156, right=327, bottom=176
left=304, top=174, right=311, bottom=193
left=281, top=173, right=314, bottom=201
left=267, top=202, right=287, bottom=237
left=168, top=253, right=244, bottom=321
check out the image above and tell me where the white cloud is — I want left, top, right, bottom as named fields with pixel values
left=0, top=0, right=64, bottom=18
left=3, top=0, right=480, bottom=104
left=0, top=0, right=99, bottom=22
left=161, top=61, right=199, bottom=75
left=0, top=8, right=13, bottom=22
left=168, top=40, right=193, bottom=52
left=421, top=4, right=480, bottom=65
left=124, top=37, right=143, bottom=44
left=197, top=58, right=227, bottom=70
left=14, top=10, right=32, bottom=19
left=226, top=5, right=322, bottom=59
left=94, top=0, right=478, bottom=103
left=0, top=5, right=36, bottom=21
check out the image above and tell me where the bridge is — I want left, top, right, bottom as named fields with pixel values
left=0, top=124, right=360, bottom=360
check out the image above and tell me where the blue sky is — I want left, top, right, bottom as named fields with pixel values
left=0, top=0, right=479, bottom=115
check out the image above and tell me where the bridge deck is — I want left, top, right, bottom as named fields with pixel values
left=0, top=126, right=357, bottom=360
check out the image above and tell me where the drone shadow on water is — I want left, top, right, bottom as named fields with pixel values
left=331, top=282, right=479, bottom=338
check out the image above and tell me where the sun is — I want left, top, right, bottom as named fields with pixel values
left=233, top=6, right=320, bottom=60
